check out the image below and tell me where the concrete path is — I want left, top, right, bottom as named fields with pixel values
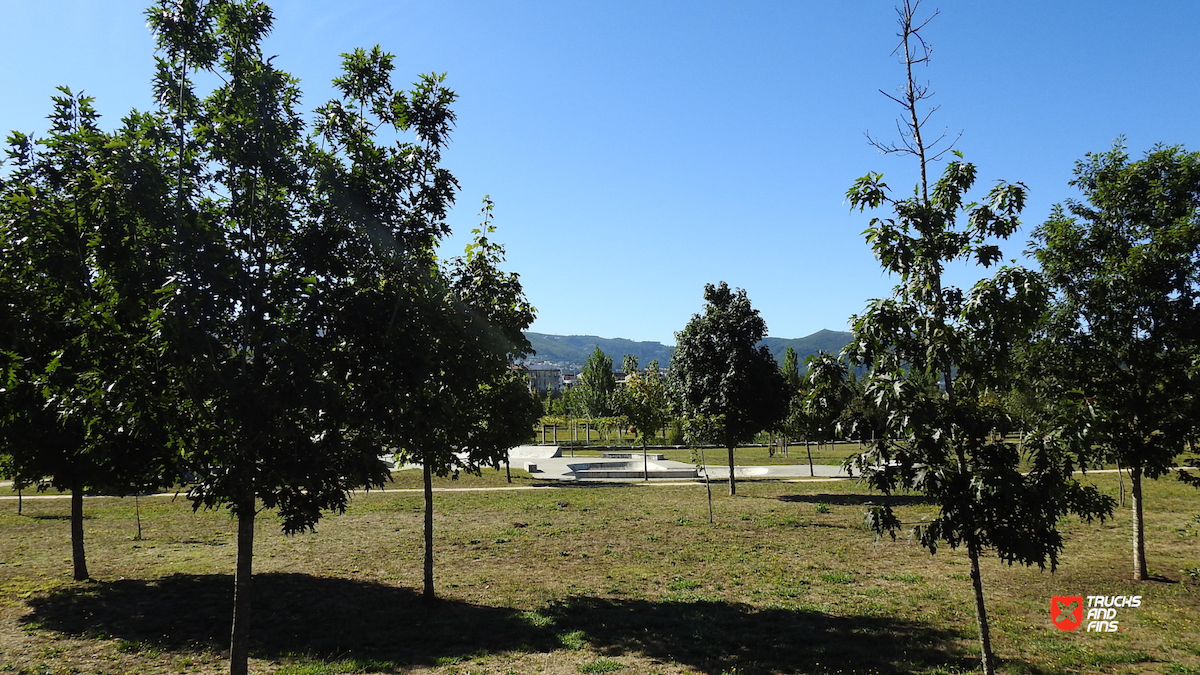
left=511, top=453, right=855, bottom=482
left=699, top=462, right=855, bottom=479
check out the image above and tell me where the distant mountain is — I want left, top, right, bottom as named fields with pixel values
left=522, top=329, right=854, bottom=373
left=523, top=333, right=674, bottom=373
left=760, top=330, right=855, bottom=365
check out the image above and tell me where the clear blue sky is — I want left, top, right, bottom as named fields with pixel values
left=5, top=1, right=1199, bottom=345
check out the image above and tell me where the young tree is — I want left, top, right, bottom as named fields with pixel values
left=0, top=90, right=178, bottom=581
left=769, top=347, right=802, bottom=459
left=670, top=282, right=787, bottom=495
left=146, top=4, right=455, bottom=672
left=619, top=360, right=670, bottom=480
left=802, top=351, right=851, bottom=464
left=578, top=346, right=617, bottom=419
left=1029, top=142, right=1200, bottom=581
left=400, top=201, right=538, bottom=602
left=775, top=347, right=828, bottom=470
left=846, top=3, right=1114, bottom=673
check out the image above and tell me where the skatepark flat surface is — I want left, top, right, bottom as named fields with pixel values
left=513, top=452, right=854, bottom=482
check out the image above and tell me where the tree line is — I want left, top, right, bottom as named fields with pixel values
left=0, top=2, right=539, bottom=674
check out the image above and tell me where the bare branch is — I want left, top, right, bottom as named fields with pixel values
left=871, top=0, right=960, bottom=201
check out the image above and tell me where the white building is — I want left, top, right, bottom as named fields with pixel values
left=525, top=364, right=564, bottom=395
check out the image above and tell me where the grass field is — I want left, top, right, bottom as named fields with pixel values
left=2, top=467, right=1198, bottom=674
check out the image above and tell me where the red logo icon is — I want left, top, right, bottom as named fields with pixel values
left=1051, top=596, right=1084, bottom=631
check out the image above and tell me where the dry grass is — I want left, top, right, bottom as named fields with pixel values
left=1, top=468, right=1198, bottom=674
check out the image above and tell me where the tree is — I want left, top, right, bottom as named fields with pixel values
left=845, top=3, right=1114, bottom=673
left=769, top=347, right=802, bottom=459
left=0, top=89, right=179, bottom=581
left=1029, top=141, right=1200, bottom=581
left=619, top=360, right=670, bottom=480
left=670, top=282, right=787, bottom=495
left=781, top=347, right=801, bottom=393
left=400, top=200, right=538, bottom=602
left=578, top=346, right=617, bottom=419
left=146, top=4, right=456, bottom=672
left=802, top=351, right=852, bottom=468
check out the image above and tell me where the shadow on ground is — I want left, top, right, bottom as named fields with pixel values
left=777, top=493, right=934, bottom=507
left=24, top=572, right=975, bottom=674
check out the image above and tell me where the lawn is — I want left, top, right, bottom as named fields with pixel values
left=1, top=468, right=1198, bottom=674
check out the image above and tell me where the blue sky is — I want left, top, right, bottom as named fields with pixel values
left=4, top=1, right=1199, bottom=345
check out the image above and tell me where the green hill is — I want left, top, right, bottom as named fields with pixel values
left=760, top=329, right=855, bottom=365
left=523, top=333, right=674, bottom=373
left=523, top=329, right=853, bottom=373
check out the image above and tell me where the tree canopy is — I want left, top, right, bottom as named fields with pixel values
left=0, top=89, right=179, bottom=581
left=670, top=281, right=787, bottom=495
left=1030, top=141, right=1200, bottom=581
left=577, top=346, right=617, bottom=419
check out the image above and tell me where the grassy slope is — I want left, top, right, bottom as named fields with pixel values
left=1, top=470, right=1198, bottom=675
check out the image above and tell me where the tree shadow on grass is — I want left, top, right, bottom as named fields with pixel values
left=778, top=493, right=934, bottom=507
left=24, top=572, right=978, bottom=674
left=544, top=596, right=979, bottom=674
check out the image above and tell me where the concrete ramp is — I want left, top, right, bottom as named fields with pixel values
left=508, top=445, right=562, bottom=459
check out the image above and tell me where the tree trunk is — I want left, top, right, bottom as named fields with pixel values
left=229, top=498, right=255, bottom=675
left=806, top=439, right=815, bottom=477
left=134, top=494, right=143, bottom=541
left=18, top=487, right=23, bottom=515
left=1117, top=461, right=1125, bottom=507
left=967, top=537, right=995, bottom=675
left=423, top=460, right=436, bottom=603
left=701, top=447, right=713, bottom=523
left=1131, top=465, right=1148, bottom=581
left=505, top=457, right=512, bottom=483
left=727, top=445, right=736, bottom=496
left=70, top=481, right=89, bottom=581
left=643, top=441, right=649, bottom=482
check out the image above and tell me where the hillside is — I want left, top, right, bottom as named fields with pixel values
left=522, top=329, right=853, bottom=373
left=523, top=333, right=674, bottom=372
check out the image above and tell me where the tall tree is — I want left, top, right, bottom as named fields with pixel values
left=0, top=90, right=178, bottom=581
left=619, top=360, right=670, bottom=480
left=1029, top=141, right=1200, bottom=581
left=846, top=3, right=1114, bottom=673
left=670, top=282, right=787, bottom=495
left=146, top=4, right=449, bottom=672
left=578, top=346, right=617, bottom=419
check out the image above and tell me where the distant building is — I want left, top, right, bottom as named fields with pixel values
left=524, top=364, right=563, bottom=395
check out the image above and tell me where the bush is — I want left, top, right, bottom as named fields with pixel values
left=666, top=419, right=685, bottom=445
